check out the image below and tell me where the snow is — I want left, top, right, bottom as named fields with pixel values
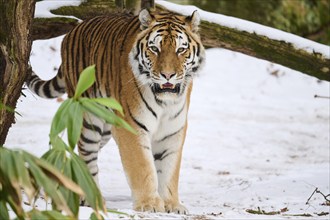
left=6, top=35, right=329, bottom=219
left=35, top=0, right=81, bottom=20
left=5, top=1, right=330, bottom=219
left=157, top=0, right=330, bottom=59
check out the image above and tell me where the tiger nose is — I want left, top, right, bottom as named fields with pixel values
left=160, top=72, right=176, bottom=80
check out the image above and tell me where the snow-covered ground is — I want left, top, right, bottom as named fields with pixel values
left=5, top=0, right=330, bottom=219
left=5, top=35, right=329, bottom=219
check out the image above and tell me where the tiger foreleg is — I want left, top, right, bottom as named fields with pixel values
left=153, top=124, right=188, bottom=214
left=113, top=128, right=165, bottom=212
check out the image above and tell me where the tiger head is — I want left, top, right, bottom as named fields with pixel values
left=129, top=9, right=205, bottom=101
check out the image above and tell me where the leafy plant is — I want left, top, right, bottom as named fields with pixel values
left=41, top=147, right=105, bottom=219
left=0, top=148, right=83, bottom=220
left=50, top=65, right=135, bottom=150
left=0, top=65, right=134, bottom=219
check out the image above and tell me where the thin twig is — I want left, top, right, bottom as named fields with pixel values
left=306, top=187, right=330, bottom=205
left=306, top=188, right=318, bottom=205
left=316, top=189, right=330, bottom=202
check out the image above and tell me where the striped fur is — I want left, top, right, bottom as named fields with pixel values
left=26, top=9, right=205, bottom=213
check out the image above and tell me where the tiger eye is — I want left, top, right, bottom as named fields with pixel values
left=149, top=46, right=159, bottom=53
left=177, top=47, right=186, bottom=54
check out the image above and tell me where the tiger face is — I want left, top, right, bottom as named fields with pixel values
left=130, top=9, right=205, bottom=100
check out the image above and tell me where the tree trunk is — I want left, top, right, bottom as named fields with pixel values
left=0, top=0, right=36, bottom=146
left=115, top=0, right=125, bottom=9
left=141, top=0, right=154, bottom=10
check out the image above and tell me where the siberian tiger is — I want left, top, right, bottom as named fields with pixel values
left=27, top=9, right=205, bottom=213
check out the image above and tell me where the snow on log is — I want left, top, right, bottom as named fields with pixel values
left=31, top=0, right=330, bottom=81
left=35, top=0, right=81, bottom=19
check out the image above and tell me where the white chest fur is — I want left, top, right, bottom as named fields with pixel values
left=137, top=87, right=188, bottom=142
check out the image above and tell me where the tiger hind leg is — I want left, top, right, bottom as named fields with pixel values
left=100, top=123, right=112, bottom=149
left=78, top=113, right=113, bottom=206
left=78, top=113, right=105, bottom=186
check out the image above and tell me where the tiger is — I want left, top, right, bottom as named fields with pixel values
left=26, top=9, right=205, bottom=213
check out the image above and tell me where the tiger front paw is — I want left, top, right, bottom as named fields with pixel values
left=165, top=201, right=188, bottom=214
left=134, top=196, right=165, bottom=213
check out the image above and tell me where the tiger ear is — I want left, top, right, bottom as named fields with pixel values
left=185, top=10, right=200, bottom=33
left=139, top=9, right=154, bottom=30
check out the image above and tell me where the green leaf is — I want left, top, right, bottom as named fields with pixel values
left=70, top=153, right=105, bottom=213
left=90, top=211, right=104, bottom=220
left=81, top=99, right=118, bottom=124
left=14, top=151, right=35, bottom=203
left=42, top=210, right=74, bottom=220
left=1, top=148, right=88, bottom=219
left=58, top=158, right=79, bottom=217
left=81, top=99, right=136, bottom=134
left=50, top=135, right=69, bottom=151
left=74, top=65, right=96, bottom=99
left=42, top=149, right=80, bottom=217
left=23, top=154, right=72, bottom=215
left=107, top=209, right=129, bottom=216
left=29, top=209, right=46, bottom=220
left=67, top=101, right=84, bottom=149
left=90, top=97, right=124, bottom=116
left=30, top=151, right=84, bottom=197
left=0, top=149, right=26, bottom=219
left=42, top=148, right=66, bottom=172
left=111, top=115, right=137, bottom=135
left=50, top=99, right=72, bottom=139
left=29, top=209, right=73, bottom=220
left=64, top=164, right=80, bottom=217
left=22, top=151, right=84, bottom=216
left=0, top=177, right=24, bottom=219
left=0, top=200, right=10, bottom=220
left=0, top=179, right=25, bottom=220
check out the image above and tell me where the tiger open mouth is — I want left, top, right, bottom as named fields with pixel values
left=152, top=83, right=180, bottom=93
